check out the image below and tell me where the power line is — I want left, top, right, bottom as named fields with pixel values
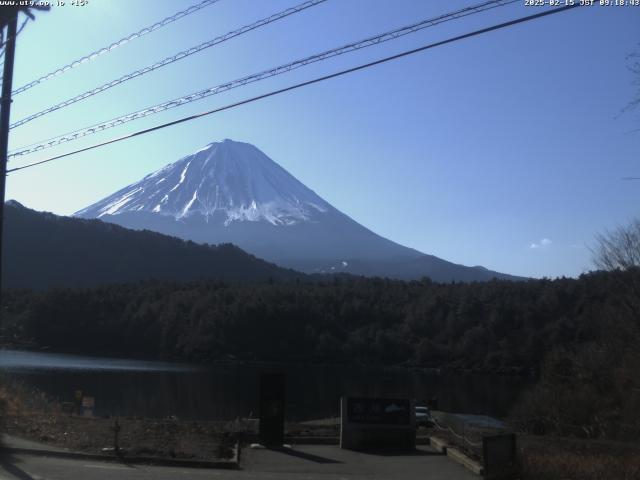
left=9, top=0, right=517, bottom=158
left=10, top=0, right=327, bottom=130
left=0, top=3, right=49, bottom=30
left=11, top=0, right=222, bottom=96
left=6, top=3, right=581, bottom=175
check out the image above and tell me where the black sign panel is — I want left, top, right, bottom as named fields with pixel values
left=347, top=397, right=411, bottom=425
left=259, top=373, right=285, bottom=447
left=483, top=434, right=517, bottom=477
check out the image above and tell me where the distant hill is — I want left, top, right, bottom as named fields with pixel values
left=2, top=201, right=303, bottom=289
left=76, top=139, right=524, bottom=282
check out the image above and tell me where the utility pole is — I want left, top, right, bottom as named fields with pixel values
left=0, top=12, right=18, bottom=312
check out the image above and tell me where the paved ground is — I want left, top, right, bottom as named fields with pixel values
left=2, top=436, right=68, bottom=453
left=0, top=453, right=223, bottom=480
left=241, top=444, right=477, bottom=479
left=0, top=440, right=476, bottom=480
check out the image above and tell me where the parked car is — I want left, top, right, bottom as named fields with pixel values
left=415, top=406, right=434, bottom=427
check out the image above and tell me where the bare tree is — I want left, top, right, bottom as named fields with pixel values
left=625, top=48, right=640, bottom=115
left=592, top=218, right=640, bottom=271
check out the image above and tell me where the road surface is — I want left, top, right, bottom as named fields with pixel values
left=0, top=444, right=477, bottom=479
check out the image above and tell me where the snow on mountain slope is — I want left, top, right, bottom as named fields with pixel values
left=76, top=139, right=522, bottom=282
left=76, top=139, right=331, bottom=226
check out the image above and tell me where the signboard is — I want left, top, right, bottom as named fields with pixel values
left=81, top=396, right=95, bottom=417
left=483, top=434, right=517, bottom=479
left=346, top=398, right=411, bottom=425
left=340, top=397, right=415, bottom=451
left=259, top=373, right=285, bottom=447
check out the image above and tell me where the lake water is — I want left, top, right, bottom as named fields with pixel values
left=0, top=349, right=528, bottom=421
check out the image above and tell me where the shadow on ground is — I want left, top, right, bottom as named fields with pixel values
left=354, top=448, right=440, bottom=457
left=0, top=453, right=37, bottom=480
left=267, top=447, right=342, bottom=464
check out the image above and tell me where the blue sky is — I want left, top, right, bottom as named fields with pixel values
left=4, top=0, right=639, bottom=278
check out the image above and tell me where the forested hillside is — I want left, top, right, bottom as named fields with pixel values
left=4, top=267, right=639, bottom=440
left=2, top=268, right=636, bottom=371
left=1, top=201, right=302, bottom=289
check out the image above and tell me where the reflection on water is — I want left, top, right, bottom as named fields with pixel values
left=0, top=349, right=528, bottom=421
left=0, top=349, right=199, bottom=372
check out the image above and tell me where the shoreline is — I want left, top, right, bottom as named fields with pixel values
left=3, top=413, right=239, bottom=462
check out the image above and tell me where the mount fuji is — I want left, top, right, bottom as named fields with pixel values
left=75, top=139, right=520, bottom=282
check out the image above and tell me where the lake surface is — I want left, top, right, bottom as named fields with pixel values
left=0, top=349, right=528, bottom=421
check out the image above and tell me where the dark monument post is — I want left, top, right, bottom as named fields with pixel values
left=259, top=373, right=285, bottom=447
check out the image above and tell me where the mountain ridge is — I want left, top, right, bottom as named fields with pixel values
left=2, top=201, right=303, bottom=290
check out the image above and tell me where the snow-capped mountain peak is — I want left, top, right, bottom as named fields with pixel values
left=76, top=139, right=331, bottom=226
left=75, top=139, right=522, bottom=282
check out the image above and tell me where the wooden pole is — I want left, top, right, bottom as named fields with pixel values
left=0, top=13, right=18, bottom=314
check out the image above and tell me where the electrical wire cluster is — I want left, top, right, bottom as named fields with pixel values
left=5, top=0, right=581, bottom=172
left=9, top=0, right=327, bottom=129
left=11, top=0, right=222, bottom=95
left=9, top=0, right=516, bottom=159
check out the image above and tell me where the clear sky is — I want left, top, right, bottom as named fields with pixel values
left=4, top=0, right=639, bottom=279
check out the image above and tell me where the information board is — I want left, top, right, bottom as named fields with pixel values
left=340, top=396, right=415, bottom=450
left=483, top=433, right=517, bottom=479
left=346, top=397, right=411, bottom=425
